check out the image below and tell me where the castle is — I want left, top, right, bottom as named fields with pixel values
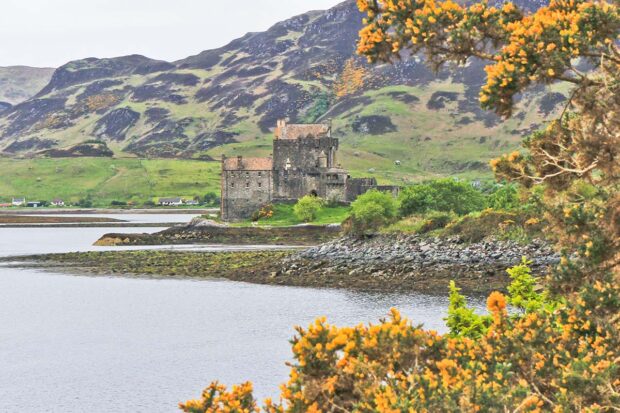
left=220, top=120, right=397, bottom=221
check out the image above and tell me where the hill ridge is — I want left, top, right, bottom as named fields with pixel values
left=0, top=0, right=566, bottom=185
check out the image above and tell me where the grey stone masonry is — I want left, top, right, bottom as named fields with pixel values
left=220, top=120, right=400, bottom=221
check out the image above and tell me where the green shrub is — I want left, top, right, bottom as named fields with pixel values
left=486, top=184, right=520, bottom=210
left=293, top=196, right=324, bottom=222
left=445, top=281, right=490, bottom=338
left=442, top=209, right=519, bottom=242
left=521, top=185, right=545, bottom=215
left=349, top=189, right=398, bottom=235
left=506, top=257, right=558, bottom=313
left=203, top=192, right=220, bottom=206
left=445, top=259, right=557, bottom=339
left=497, top=221, right=531, bottom=244
left=302, top=92, right=332, bottom=123
left=399, top=178, right=485, bottom=216
left=76, top=197, right=93, bottom=208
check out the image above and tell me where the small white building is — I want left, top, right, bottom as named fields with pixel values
left=158, top=197, right=184, bottom=206
left=51, top=199, right=65, bottom=207
left=12, top=198, right=25, bottom=206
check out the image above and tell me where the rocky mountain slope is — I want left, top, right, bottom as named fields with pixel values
left=0, top=0, right=567, bottom=183
left=0, top=66, right=54, bottom=107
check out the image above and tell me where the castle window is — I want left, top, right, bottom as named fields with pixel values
left=231, top=183, right=235, bottom=188
left=246, top=172, right=250, bottom=177
left=258, top=182, right=262, bottom=188
left=246, top=182, right=250, bottom=188
left=258, top=171, right=262, bottom=177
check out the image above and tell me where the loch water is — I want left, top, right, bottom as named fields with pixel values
left=0, top=213, right=485, bottom=412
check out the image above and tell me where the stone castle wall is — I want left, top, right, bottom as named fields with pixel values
left=221, top=169, right=272, bottom=221
left=220, top=121, right=399, bottom=221
left=272, top=136, right=338, bottom=171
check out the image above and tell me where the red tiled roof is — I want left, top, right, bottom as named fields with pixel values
left=223, top=157, right=273, bottom=171
left=275, top=123, right=330, bottom=140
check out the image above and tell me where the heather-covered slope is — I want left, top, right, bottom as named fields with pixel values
left=0, top=0, right=566, bottom=184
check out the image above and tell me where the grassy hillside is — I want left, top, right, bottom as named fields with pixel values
left=0, top=0, right=565, bottom=184
left=206, top=80, right=570, bottom=186
left=0, top=158, right=221, bottom=206
left=0, top=145, right=504, bottom=207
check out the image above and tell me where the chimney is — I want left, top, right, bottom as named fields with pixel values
left=327, top=118, right=332, bottom=137
left=237, top=155, right=243, bottom=168
left=275, top=119, right=286, bottom=139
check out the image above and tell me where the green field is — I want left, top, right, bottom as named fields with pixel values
left=0, top=158, right=221, bottom=206
left=0, top=155, right=496, bottom=207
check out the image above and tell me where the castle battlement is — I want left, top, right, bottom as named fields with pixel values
left=220, top=120, right=392, bottom=221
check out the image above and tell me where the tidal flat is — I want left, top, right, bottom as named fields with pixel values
left=5, top=241, right=542, bottom=294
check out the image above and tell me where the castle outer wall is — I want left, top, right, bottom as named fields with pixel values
left=221, top=156, right=272, bottom=222
left=220, top=120, right=400, bottom=222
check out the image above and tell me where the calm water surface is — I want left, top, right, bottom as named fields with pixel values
left=0, top=215, right=485, bottom=412
left=42, top=212, right=204, bottom=224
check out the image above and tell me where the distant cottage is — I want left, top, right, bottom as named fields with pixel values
left=12, top=198, right=25, bottom=207
left=159, top=197, right=184, bottom=206
left=221, top=120, right=398, bottom=221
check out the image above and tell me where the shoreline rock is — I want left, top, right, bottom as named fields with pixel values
left=268, top=234, right=559, bottom=293
left=94, top=222, right=342, bottom=246
left=19, top=233, right=559, bottom=294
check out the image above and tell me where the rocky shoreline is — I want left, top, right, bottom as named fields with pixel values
left=271, top=235, right=559, bottom=293
left=95, top=222, right=342, bottom=246
left=11, top=233, right=559, bottom=294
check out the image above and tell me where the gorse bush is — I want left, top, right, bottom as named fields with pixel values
left=181, top=0, right=619, bottom=410
left=251, top=204, right=274, bottom=222
left=416, top=210, right=455, bottom=233
left=445, top=258, right=560, bottom=340
left=398, top=178, right=485, bottom=216
left=348, top=189, right=398, bottom=235
left=293, top=195, right=324, bottom=222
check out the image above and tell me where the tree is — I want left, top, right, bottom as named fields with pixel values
left=203, top=192, right=220, bottom=206
left=398, top=178, right=486, bottom=216
left=349, top=189, right=398, bottom=234
left=293, top=195, right=324, bottom=222
left=181, top=0, right=619, bottom=410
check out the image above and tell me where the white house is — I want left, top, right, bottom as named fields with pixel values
left=158, top=197, right=184, bottom=206
left=51, top=199, right=65, bottom=207
left=12, top=198, right=25, bottom=206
